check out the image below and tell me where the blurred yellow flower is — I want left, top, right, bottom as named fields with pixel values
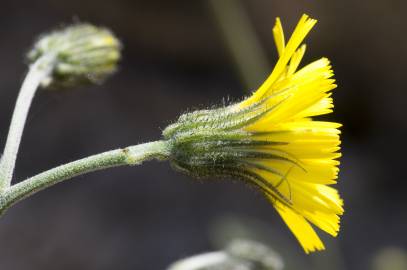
left=164, top=14, right=342, bottom=253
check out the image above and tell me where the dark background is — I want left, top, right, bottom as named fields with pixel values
left=0, top=1, right=406, bottom=269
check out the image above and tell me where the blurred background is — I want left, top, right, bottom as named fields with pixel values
left=0, top=0, right=406, bottom=269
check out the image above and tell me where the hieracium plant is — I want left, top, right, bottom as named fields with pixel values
left=0, top=14, right=342, bottom=253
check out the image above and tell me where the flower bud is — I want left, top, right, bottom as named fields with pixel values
left=27, top=23, right=121, bottom=88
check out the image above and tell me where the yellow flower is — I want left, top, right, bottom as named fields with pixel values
left=163, top=14, right=342, bottom=253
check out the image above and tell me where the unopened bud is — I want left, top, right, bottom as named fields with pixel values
left=27, top=23, right=121, bottom=88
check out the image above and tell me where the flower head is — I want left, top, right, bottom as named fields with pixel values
left=163, top=14, right=342, bottom=253
left=27, top=23, right=121, bottom=88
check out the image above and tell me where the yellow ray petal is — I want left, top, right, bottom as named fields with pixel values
left=287, top=44, right=306, bottom=76
left=301, top=210, right=341, bottom=237
left=243, top=14, right=317, bottom=106
left=273, top=200, right=324, bottom=253
left=273, top=17, right=285, bottom=56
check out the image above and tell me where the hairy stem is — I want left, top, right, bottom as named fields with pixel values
left=0, top=54, right=56, bottom=190
left=0, top=140, right=170, bottom=215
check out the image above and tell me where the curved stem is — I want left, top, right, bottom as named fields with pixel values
left=0, top=54, right=56, bottom=190
left=168, top=252, right=230, bottom=270
left=0, top=140, right=170, bottom=215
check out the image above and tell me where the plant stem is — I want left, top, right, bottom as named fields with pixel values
left=0, top=140, right=170, bottom=215
left=207, top=0, right=270, bottom=90
left=168, top=251, right=230, bottom=270
left=0, top=54, right=56, bottom=190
